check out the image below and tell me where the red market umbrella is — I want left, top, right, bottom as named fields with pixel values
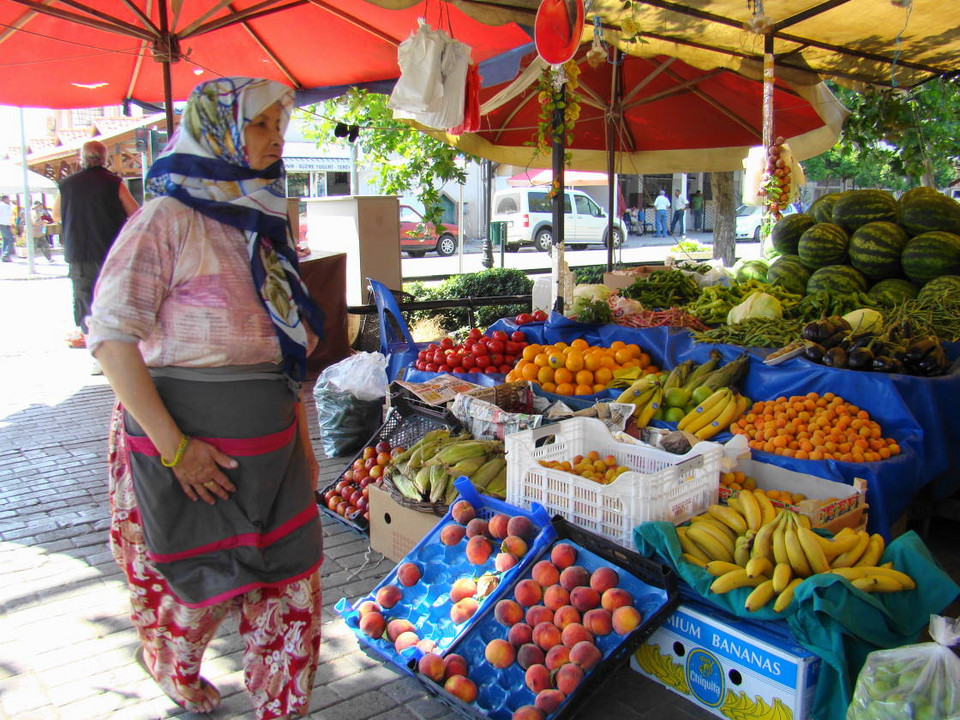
left=507, top=169, right=609, bottom=186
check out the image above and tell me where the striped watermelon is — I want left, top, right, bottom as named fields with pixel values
left=766, top=255, right=810, bottom=295
left=831, top=189, right=899, bottom=232
left=899, top=192, right=960, bottom=236
left=736, top=260, right=769, bottom=283
left=848, top=221, right=909, bottom=280
left=808, top=192, right=847, bottom=224
left=806, top=265, right=868, bottom=295
left=868, top=278, right=919, bottom=306
left=900, top=186, right=942, bottom=207
left=771, top=213, right=815, bottom=256
left=918, top=275, right=960, bottom=302
left=798, top=223, right=849, bottom=269
left=901, top=231, right=960, bottom=284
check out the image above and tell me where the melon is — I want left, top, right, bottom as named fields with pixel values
left=798, top=223, right=849, bottom=269
left=806, top=265, right=868, bottom=295
left=899, top=186, right=942, bottom=207
left=808, top=192, right=847, bottom=224
left=831, top=189, right=899, bottom=232
left=771, top=213, right=816, bottom=256
left=736, top=260, right=769, bottom=283
left=848, top=221, right=909, bottom=280
left=868, top=278, right=919, bottom=306
left=917, top=275, right=960, bottom=303
left=900, top=231, right=960, bottom=284
left=766, top=255, right=810, bottom=296
left=898, top=192, right=960, bottom=237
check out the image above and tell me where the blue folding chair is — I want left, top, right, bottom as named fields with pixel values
left=367, top=277, right=428, bottom=381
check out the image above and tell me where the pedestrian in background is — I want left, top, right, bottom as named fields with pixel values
left=0, top=195, right=13, bottom=262
left=670, top=189, right=687, bottom=236
left=653, top=189, right=670, bottom=237
left=690, top=190, right=705, bottom=232
left=30, top=200, right=52, bottom=261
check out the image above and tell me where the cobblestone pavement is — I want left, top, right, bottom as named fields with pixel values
left=1, top=269, right=956, bottom=720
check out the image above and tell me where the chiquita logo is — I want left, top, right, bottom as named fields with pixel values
left=686, top=648, right=724, bottom=707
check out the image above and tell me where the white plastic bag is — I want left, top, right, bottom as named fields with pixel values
left=847, top=614, right=960, bottom=720
left=317, top=352, right=389, bottom=401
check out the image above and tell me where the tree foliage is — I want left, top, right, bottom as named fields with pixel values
left=299, top=89, right=474, bottom=228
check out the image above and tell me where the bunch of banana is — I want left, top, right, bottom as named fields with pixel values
left=677, top=388, right=750, bottom=440
left=385, top=430, right=507, bottom=504
left=615, top=372, right=664, bottom=428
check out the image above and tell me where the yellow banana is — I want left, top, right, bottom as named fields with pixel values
left=682, top=553, right=708, bottom=568
left=689, top=515, right=738, bottom=543
left=706, top=560, right=743, bottom=577
left=735, top=393, right=750, bottom=417
left=860, top=574, right=906, bottom=593
left=831, top=530, right=870, bottom=568
left=686, top=524, right=734, bottom=562
left=683, top=389, right=733, bottom=434
left=831, top=566, right=915, bottom=589
left=796, top=514, right=812, bottom=529
left=814, top=530, right=861, bottom=559
left=634, top=387, right=663, bottom=428
left=784, top=519, right=813, bottom=578
left=727, top=496, right=745, bottom=515
left=750, top=520, right=777, bottom=564
left=798, top=526, right=832, bottom=574
left=738, top=489, right=763, bottom=532
left=694, top=392, right=743, bottom=440
left=706, top=504, right=748, bottom=535
left=734, top=536, right=752, bottom=567
left=854, top=534, right=886, bottom=567
left=710, top=568, right=767, bottom=594
left=677, top=387, right=728, bottom=430
left=772, top=562, right=793, bottom=593
left=774, top=578, right=804, bottom=612
left=745, top=555, right=773, bottom=579
left=754, top=491, right=778, bottom=527
left=677, top=527, right=711, bottom=563
left=625, top=385, right=658, bottom=414
left=745, top=579, right=777, bottom=612
left=615, top=376, right=658, bottom=403
left=834, top=526, right=855, bottom=539
left=772, top=513, right=790, bottom=566
left=880, top=561, right=894, bottom=569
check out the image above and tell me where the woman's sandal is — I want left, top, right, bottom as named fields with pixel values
left=133, top=646, right=221, bottom=714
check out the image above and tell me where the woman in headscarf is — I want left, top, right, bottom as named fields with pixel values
left=88, top=77, right=325, bottom=718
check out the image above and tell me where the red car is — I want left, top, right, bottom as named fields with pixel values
left=400, top=204, right=459, bottom=257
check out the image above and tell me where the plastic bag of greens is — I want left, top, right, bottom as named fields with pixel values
left=313, top=353, right=388, bottom=457
left=846, top=614, right=960, bottom=720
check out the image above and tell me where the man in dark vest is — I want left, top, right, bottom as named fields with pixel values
left=53, top=141, right=139, bottom=351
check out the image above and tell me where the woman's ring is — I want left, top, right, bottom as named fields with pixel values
left=203, top=481, right=216, bottom=490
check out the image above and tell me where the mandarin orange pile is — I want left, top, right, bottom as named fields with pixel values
left=504, top=338, right=658, bottom=396
left=730, top=392, right=901, bottom=462
left=537, top=450, right=631, bottom=484
left=720, top=471, right=807, bottom=504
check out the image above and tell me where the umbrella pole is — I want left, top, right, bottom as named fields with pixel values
left=158, top=0, right=175, bottom=132
left=606, top=49, right=620, bottom=273
left=19, top=108, right=34, bottom=274
left=551, top=83, right=566, bottom=314
left=760, top=33, right=774, bottom=254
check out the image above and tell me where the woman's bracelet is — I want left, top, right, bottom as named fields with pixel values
left=161, top=434, right=191, bottom=467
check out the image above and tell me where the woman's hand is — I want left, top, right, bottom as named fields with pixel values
left=172, top=438, right=238, bottom=504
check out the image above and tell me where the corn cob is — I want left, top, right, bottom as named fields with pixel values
left=390, top=472, right=422, bottom=501
left=470, top=456, right=506, bottom=490
left=412, top=465, right=432, bottom=496
left=483, top=464, right=508, bottom=499
left=428, top=464, right=449, bottom=503
left=390, top=428, right=449, bottom=466
left=433, top=440, right=500, bottom=466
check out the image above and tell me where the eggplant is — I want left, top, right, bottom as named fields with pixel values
left=847, top=347, right=875, bottom=371
left=848, top=333, right=875, bottom=351
left=821, top=330, right=849, bottom=350
left=802, top=322, right=824, bottom=342
left=906, top=337, right=938, bottom=362
left=873, top=356, right=904, bottom=373
left=826, top=315, right=852, bottom=332
left=822, top=347, right=848, bottom=368
left=803, top=343, right=826, bottom=363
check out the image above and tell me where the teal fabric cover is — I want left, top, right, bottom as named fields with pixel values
left=635, top=521, right=960, bottom=720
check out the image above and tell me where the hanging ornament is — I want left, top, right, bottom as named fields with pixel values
left=535, top=0, right=585, bottom=65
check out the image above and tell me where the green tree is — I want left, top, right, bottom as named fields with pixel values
left=300, top=89, right=475, bottom=228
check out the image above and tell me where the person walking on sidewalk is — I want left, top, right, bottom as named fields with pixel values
left=670, top=189, right=688, bottom=236
left=87, top=77, right=326, bottom=720
left=30, top=201, right=53, bottom=261
left=0, top=195, right=14, bottom=261
left=653, top=189, right=670, bottom=237
left=53, top=141, right=139, bottom=347
left=690, top=190, right=704, bottom=232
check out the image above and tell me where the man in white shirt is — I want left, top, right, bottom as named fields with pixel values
left=670, top=189, right=688, bottom=236
left=653, top=190, right=671, bottom=237
left=0, top=195, right=14, bottom=262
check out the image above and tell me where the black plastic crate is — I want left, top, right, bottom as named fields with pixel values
left=414, top=515, right=679, bottom=720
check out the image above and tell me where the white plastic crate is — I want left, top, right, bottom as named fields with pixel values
left=505, top=417, right=721, bottom=549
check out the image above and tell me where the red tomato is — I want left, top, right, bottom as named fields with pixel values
left=491, top=330, right=509, bottom=342
left=474, top=355, right=491, bottom=369
left=505, top=355, right=516, bottom=365
left=515, top=313, right=533, bottom=325
left=425, top=363, right=439, bottom=373
left=439, top=364, right=454, bottom=374
left=461, top=354, right=477, bottom=370
left=427, top=343, right=441, bottom=352
left=489, top=353, right=504, bottom=367
left=505, top=341, right=522, bottom=355
left=468, top=328, right=483, bottom=341
left=484, top=365, right=501, bottom=375
left=511, top=331, right=527, bottom=343
left=499, top=364, right=513, bottom=374
left=533, top=309, right=549, bottom=322
left=446, top=352, right=462, bottom=367
left=418, top=350, right=428, bottom=361
left=487, top=340, right=505, bottom=354
left=440, top=337, right=454, bottom=350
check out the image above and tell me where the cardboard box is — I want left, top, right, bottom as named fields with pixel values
left=368, top=485, right=441, bottom=562
left=631, top=602, right=821, bottom=720
left=603, top=265, right=662, bottom=290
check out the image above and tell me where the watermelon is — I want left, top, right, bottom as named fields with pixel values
left=848, top=221, right=909, bottom=280
left=868, top=278, right=919, bottom=306
left=798, top=223, right=849, bottom=269
left=808, top=192, right=847, bottom=224
left=766, top=255, right=810, bottom=295
left=736, top=260, right=769, bottom=283
left=918, top=275, right=960, bottom=302
left=901, top=231, right=960, bottom=284
left=806, top=265, right=868, bottom=295
left=898, top=192, right=960, bottom=236
left=831, top=189, right=899, bottom=232
left=771, top=213, right=815, bottom=256
left=899, top=186, right=942, bottom=207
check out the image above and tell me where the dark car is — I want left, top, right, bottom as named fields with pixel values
left=400, top=204, right=459, bottom=257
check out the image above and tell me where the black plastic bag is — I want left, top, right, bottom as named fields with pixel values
left=313, top=387, right=382, bottom=457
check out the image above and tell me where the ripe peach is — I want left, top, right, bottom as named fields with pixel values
left=417, top=638, right=438, bottom=654
left=561, top=623, right=593, bottom=648
left=451, top=500, right=476, bottom=525
left=508, top=622, right=533, bottom=647
left=559, top=566, right=590, bottom=591
left=394, top=631, right=420, bottom=653
left=513, top=706, right=545, bottom=720
left=450, top=577, right=477, bottom=603
left=517, top=642, right=545, bottom=669
left=356, top=600, right=381, bottom=617
left=507, top=515, right=535, bottom=540
left=514, top=579, right=543, bottom=606
left=524, top=663, right=551, bottom=694
left=484, top=638, right=516, bottom=669
left=418, top=652, right=445, bottom=682
left=612, top=605, right=643, bottom=635
left=358, top=611, right=386, bottom=638
left=450, top=597, right=479, bottom=624
left=544, top=643, right=571, bottom=670
left=543, top=584, right=570, bottom=611
left=601, top=587, right=633, bottom=613
left=550, top=543, right=578, bottom=570
left=386, top=618, right=415, bottom=642
left=554, top=663, right=584, bottom=695
left=501, top=535, right=529, bottom=558
left=589, top=566, right=619, bottom=594
left=375, top=584, right=403, bottom=609
left=466, top=517, right=489, bottom=538
left=443, top=653, right=468, bottom=679
left=569, top=640, right=602, bottom=670
left=465, top=535, right=492, bottom=565
left=440, top=524, right=466, bottom=546
left=570, top=586, right=601, bottom=613
left=535, top=689, right=566, bottom=715
left=532, top=621, right=562, bottom=651
left=583, top=608, right=613, bottom=636
left=525, top=605, right=554, bottom=627
left=494, top=598, right=524, bottom=627
left=553, top=604, right=581, bottom=630
left=495, top=552, right=519, bottom=572
left=444, top=674, right=478, bottom=703
left=488, top=513, right=510, bottom=539
left=396, top=562, right=422, bottom=587
left=531, top=560, right=560, bottom=588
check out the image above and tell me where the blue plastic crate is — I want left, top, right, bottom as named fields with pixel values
left=335, top=477, right=555, bottom=674
left=414, top=516, right=679, bottom=720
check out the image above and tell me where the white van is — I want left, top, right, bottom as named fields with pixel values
left=492, top=187, right=626, bottom=252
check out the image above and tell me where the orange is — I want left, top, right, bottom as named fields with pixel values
left=575, top=369, right=594, bottom=387
left=565, top=351, right=585, bottom=373
left=555, top=382, right=574, bottom=396
left=522, top=344, right=540, bottom=361
left=599, top=355, right=616, bottom=369
left=624, top=343, right=641, bottom=359
left=594, top=367, right=613, bottom=385
left=592, top=383, right=607, bottom=393
left=609, top=340, right=626, bottom=351
left=570, top=338, right=589, bottom=351
left=534, top=353, right=550, bottom=367
left=553, top=341, right=568, bottom=351
left=505, top=370, right=520, bottom=382
left=614, top=348, right=633, bottom=365
left=541, top=381, right=558, bottom=394
left=554, top=367, right=574, bottom=385
left=537, top=366, right=555, bottom=384
left=584, top=351, right=602, bottom=372
left=574, top=384, right=594, bottom=396
left=547, top=353, right=564, bottom=370
left=521, top=363, right=540, bottom=381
